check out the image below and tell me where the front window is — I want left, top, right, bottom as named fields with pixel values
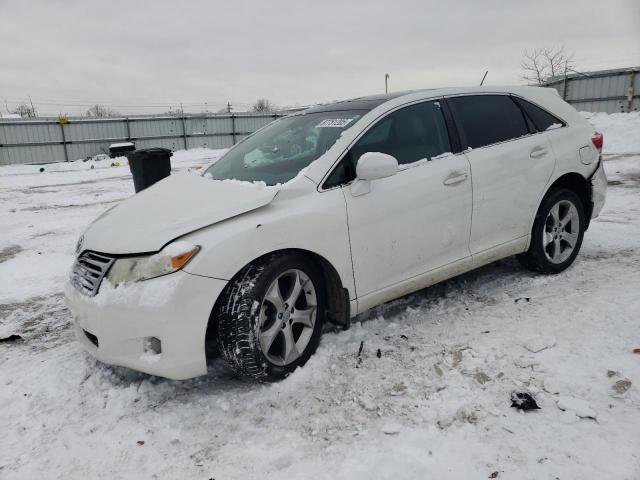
left=204, top=110, right=365, bottom=185
left=324, top=100, right=452, bottom=188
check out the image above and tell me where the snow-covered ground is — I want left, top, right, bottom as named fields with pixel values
left=1, top=115, right=639, bottom=479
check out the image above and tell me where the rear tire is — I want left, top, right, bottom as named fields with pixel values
left=517, top=188, right=585, bottom=274
left=215, top=252, right=326, bottom=381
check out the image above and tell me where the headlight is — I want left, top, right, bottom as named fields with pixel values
left=106, top=242, right=200, bottom=286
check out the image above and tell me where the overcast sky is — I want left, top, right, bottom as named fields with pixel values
left=1, top=0, right=639, bottom=115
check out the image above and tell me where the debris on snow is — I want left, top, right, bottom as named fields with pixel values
left=450, top=349, right=463, bottom=367
left=388, top=383, right=407, bottom=396
left=523, top=335, right=556, bottom=353
left=357, top=396, right=377, bottom=412
left=0, top=334, right=23, bottom=343
left=633, top=348, right=640, bottom=355
left=607, top=369, right=618, bottom=378
left=0, top=244, right=23, bottom=263
left=437, top=406, right=480, bottom=429
left=611, top=379, right=632, bottom=396
left=556, top=396, right=596, bottom=420
left=356, top=340, right=364, bottom=367
left=381, top=422, right=402, bottom=435
left=510, top=392, right=540, bottom=411
left=514, top=356, right=539, bottom=369
left=514, top=297, right=530, bottom=303
left=474, top=372, right=491, bottom=384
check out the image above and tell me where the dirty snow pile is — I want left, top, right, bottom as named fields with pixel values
left=1, top=115, right=640, bottom=479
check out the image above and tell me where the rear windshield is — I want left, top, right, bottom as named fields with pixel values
left=204, top=110, right=365, bottom=185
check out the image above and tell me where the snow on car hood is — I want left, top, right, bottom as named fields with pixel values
left=81, top=173, right=279, bottom=254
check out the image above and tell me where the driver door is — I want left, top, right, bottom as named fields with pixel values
left=336, top=100, right=473, bottom=305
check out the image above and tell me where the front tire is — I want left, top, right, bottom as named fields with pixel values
left=216, top=253, right=325, bottom=381
left=517, top=188, right=585, bottom=274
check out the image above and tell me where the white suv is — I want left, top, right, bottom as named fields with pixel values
left=65, top=86, right=607, bottom=381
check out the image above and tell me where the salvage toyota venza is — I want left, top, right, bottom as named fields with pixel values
left=65, top=86, right=607, bottom=380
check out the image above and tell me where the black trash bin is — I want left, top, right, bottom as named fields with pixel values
left=126, top=147, right=173, bottom=193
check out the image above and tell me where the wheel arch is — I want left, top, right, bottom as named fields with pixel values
left=205, top=248, right=351, bottom=356
left=537, top=172, right=593, bottom=231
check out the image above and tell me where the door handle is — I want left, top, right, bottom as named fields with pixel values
left=530, top=146, right=548, bottom=158
left=443, top=171, right=468, bottom=186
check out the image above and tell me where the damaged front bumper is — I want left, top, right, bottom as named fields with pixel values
left=590, top=160, right=607, bottom=219
left=64, top=271, right=226, bottom=380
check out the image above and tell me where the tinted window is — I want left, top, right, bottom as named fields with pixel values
left=324, top=101, right=451, bottom=188
left=513, top=97, right=564, bottom=132
left=448, top=95, right=529, bottom=149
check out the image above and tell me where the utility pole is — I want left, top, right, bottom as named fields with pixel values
left=384, top=73, right=390, bottom=94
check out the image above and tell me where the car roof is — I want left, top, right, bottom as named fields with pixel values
left=302, top=85, right=558, bottom=113
left=302, top=90, right=427, bottom=113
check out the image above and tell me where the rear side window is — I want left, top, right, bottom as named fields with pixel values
left=448, top=95, right=529, bottom=149
left=512, top=97, right=564, bottom=132
left=324, top=100, right=451, bottom=188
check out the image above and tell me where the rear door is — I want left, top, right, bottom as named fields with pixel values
left=446, top=94, right=556, bottom=254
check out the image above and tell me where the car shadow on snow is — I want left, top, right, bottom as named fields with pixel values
left=355, top=256, right=533, bottom=324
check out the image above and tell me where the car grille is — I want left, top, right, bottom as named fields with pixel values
left=71, top=251, right=115, bottom=296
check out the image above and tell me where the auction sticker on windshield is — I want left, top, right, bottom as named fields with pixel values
left=316, top=118, right=354, bottom=128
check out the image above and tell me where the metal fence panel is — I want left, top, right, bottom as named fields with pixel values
left=0, top=112, right=287, bottom=165
left=186, top=135, right=233, bottom=150
left=0, top=144, right=66, bottom=165
left=131, top=118, right=183, bottom=140
left=235, top=114, right=278, bottom=134
left=64, top=120, right=128, bottom=142
left=0, top=122, right=63, bottom=145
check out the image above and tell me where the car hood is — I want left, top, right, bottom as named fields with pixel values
left=81, top=173, right=280, bottom=254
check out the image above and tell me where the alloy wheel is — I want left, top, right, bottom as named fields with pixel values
left=543, top=199, right=580, bottom=264
left=258, top=269, right=317, bottom=366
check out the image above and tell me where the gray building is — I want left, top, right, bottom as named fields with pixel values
left=543, top=66, right=639, bottom=113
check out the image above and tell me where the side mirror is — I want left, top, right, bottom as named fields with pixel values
left=356, top=152, right=398, bottom=181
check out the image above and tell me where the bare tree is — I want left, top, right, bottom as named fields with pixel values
left=521, top=46, right=575, bottom=86
left=86, top=104, right=120, bottom=117
left=12, top=102, right=37, bottom=118
left=252, top=98, right=276, bottom=112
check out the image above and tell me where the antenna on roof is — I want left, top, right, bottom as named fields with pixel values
left=480, top=70, right=488, bottom=86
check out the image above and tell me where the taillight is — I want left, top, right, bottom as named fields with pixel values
left=592, top=132, right=603, bottom=152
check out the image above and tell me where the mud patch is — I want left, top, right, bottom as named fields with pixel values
left=0, top=293, right=71, bottom=350
left=20, top=198, right=124, bottom=212
left=581, top=248, right=638, bottom=261
left=0, top=245, right=23, bottom=263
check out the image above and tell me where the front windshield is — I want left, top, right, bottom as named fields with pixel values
left=204, top=110, right=365, bottom=185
